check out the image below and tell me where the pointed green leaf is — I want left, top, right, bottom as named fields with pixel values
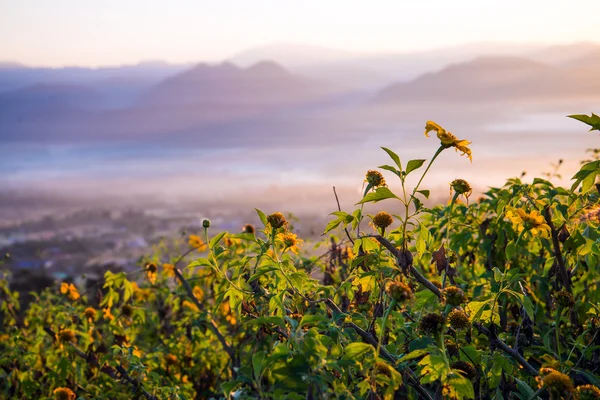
left=381, top=147, right=402, bottom=171
left=406, top=159, right=426, bottom=175
left=356, top=187, right=400, bottom=205
left=568, top=113, right=600, bottom=131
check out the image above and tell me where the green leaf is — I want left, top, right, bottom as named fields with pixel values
left=405, top=159, right=426, bottom=175
left=256, top=208, right=268, bottom=226
left=446, top=373, right=475, bottom=399
left=344, top=342, right=376, bottom=360
left=323, top=218, right=343, bottom=234
left=399, top=348, right=430, bottom=362
left=252, top=351, right=266, bottom=379
left=381, top=147, right=402, bottom=171
left=356, top=187, right=400, bottom=205
left=493, top=267, right=505, bottom=283
left=378, top=164, right=401, bottom=177
left=209, top=232, right=227, bottom=249
left=299, top=314, right=329, bottom=328
left=505, top=240, right=516, bottom=260
left=416, top=189, right=430, bottom=199
left=568, top=113, right=600, bottom=131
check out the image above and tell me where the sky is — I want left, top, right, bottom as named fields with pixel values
left=1, top=0, right=600, bottom=67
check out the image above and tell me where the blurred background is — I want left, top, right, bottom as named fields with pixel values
left=1, top=0, right=599, bottom=278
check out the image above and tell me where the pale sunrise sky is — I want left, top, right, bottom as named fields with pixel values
left=1, top=0, right=599, bottom=67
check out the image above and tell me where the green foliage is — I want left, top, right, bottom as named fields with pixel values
left=2, top=116, right=600, bottom=399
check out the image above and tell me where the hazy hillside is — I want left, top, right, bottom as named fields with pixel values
left=374, top=55, right=600, bottom=102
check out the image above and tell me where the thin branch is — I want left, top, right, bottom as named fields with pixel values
left=542, top=207, right=571, bottom=292
left=324, top=299, right=432, bottom=400
left=473, top=323, right=538, bottom=376
left=361, top=234, right=442, bottom=298
left=44, top=326, right=158, bottom=400
left=332, top=186, right=355, bottom=245
left=172, top=256, right=235, bottom=363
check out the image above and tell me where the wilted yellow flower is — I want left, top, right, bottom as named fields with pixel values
left=131, top=282, right=152, bottom=301
left=372, top=211, right=393, bottom=230
left=450, top=179, right=472, bottom=201
left=277, top=232, right=303, bottom=254
left=58, top=329, right=76, bottom=343
left=575, top=384, right=600, bottom=400
left=188, top=235, right=207, bottom=251
left=267, top=212, right=287, bottom=229
left=60, top=282, right=80, bottom=301
left=53, top=387, right=76, bottom=400
left=144, top=262, right=158, bottom=284
left=554, top=289, right=575, bottom=309
left=506, top=208, right=551, bottom=238
left=242, top=224, right=256, bottom=234
left=83, top=307, right=96, bottom=322
left=365, top=170, right=386, bottom=188
left=165, top=354, right=178, bottom=366
left=424, top=120, right=472, bottom=162
left=447, top=309, right=471, bottom=330
left=542, top=370, right=574, bottom=396
left=385, top=281, right=414, bottom=303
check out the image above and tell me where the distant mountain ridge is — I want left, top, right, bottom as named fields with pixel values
left=144, top=60, right=341, bottom=106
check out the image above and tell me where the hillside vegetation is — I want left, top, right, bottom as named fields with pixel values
left=2, top=114, right=600, bottom=399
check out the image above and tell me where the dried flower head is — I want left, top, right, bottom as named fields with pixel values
left=554, top=289, right=575, bottom=309
left=58, top=329, right=76, bottom=343
left=450, top=179, right=472, bottom=200
left=365, top=170, right=387, bottom=188
left=424, top=121, right=472, bottom=162
left=267, top=212, right=287, bottom=229
left=373, top=361, right=392, bottom=377
left=242, top=224, right=256, bottom=234
left=420, top=313, right=446, bottom=335
left=53, top=387, right=76, bottom=400
left=575, top=384, right=600, bottom=400
left=542, top=370, right=574, bottom=396
left=443, top=286, right=468, bottom=306
left=451, top=361, right=477, bottom=380
left=165, top=354, right=178, bottom=366
left=372, top=211, right=393, bottom=230
left=385, top=281, right=414, bottom=303
left=448, top=309, right=470, bottom=330
left=121, top=304, right=133, bottom=318
left=83, top=307, right=96, bottom=321
left=445, top=340, right=459, bottom=358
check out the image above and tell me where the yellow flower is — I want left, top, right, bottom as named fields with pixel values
left=188, top=235, right=207, bottom=251
left=506, top=208, right=551, bottom=238
left=220, top=302, right=237, bottom=325
left=53, top=387, right=76, bottom=400
left=60, top=282, right=80, bottom=301
left=424, top=120, right=472, bottom=162
left=193, top=286, right=204, bottom=302
left=182, top=300, right=200, bottom=312
left=163, top=263, right=176, bottom=277
left=277, top=232, right=303, bottom=254
left=103, top=307, right=114, bottom=321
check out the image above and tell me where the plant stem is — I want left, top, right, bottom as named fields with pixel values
left=555, top=306, right=563, bottom=359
